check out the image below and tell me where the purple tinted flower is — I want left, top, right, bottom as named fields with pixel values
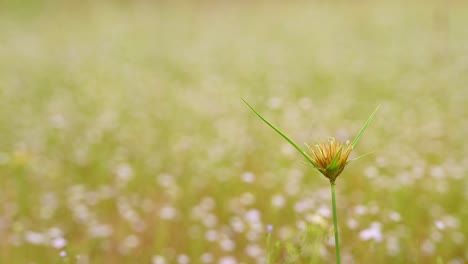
left=267, top=224, right=273, bottom=233
left=52, top=237, right=67, bottom=249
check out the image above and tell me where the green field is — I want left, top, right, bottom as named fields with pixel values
left=0, top=1, right=467, bottom=263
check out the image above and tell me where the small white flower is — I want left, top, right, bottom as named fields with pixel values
left=421, top=240, right=435, bottom=256
left=271, top=194, right=285, bottom=208
left=200, top=253, right=213, bottom=263
left=152, top=255, right=166, bottom=264
left=88, top=224, right=113, bottom=238
left=359, top=222, right=383, bottom=242
left=177, top=254, right=190, bottom=264
left=52, top=237, right=67, bottom=249
left=115, top=163, right=134, bottom=181
left=244, top=209, right=261, bottom=223
left=25, top=231, right=46, bottom=245
left=435, top=220, right=445, bottom=230
left=346, top=218, right=359, bottom=230
left=218, top=256, right=237, bottom=264
left=219, top=239, right=235, bottom=252
left=389, top=211, right=401, bottom=222
left=160, top=206, right=177, bottom=220
left=241, top=172, right=255, bottom=183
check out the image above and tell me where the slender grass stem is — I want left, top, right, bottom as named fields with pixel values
left=330, top=181, right=341, bottom=264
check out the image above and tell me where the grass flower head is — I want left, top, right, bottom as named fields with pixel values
left=306, top=138, right=353, bottom=182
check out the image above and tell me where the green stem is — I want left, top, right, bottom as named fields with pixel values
left=330, top=181, right=341, bottom=264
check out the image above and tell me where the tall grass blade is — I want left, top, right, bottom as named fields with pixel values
left=241, top=98, right=315, bottom=165
left=350, top=106, right=380, bottom=149
left=300, top=161, right=320, bottom=172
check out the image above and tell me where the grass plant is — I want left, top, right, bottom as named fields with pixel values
left=243, top=98, right=379, bottom=264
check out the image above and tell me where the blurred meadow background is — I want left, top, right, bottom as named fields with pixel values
left=0, top=0, right=467, bottom=263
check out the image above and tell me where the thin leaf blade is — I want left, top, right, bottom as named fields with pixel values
left=350, top=105, right=380, bottom=149
left=300, top=161, right=322, bottom=174
left=242, top=98, right=315, bottom=164
left=300, top=161, right=317, bottom=169
left=346, top=152, right=375, bottom=164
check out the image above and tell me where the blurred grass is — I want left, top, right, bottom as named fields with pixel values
left=0, top=1, right=467, bottom=263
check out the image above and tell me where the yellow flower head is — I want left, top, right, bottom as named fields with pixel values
left=307, top=138, right=353, bottom=182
